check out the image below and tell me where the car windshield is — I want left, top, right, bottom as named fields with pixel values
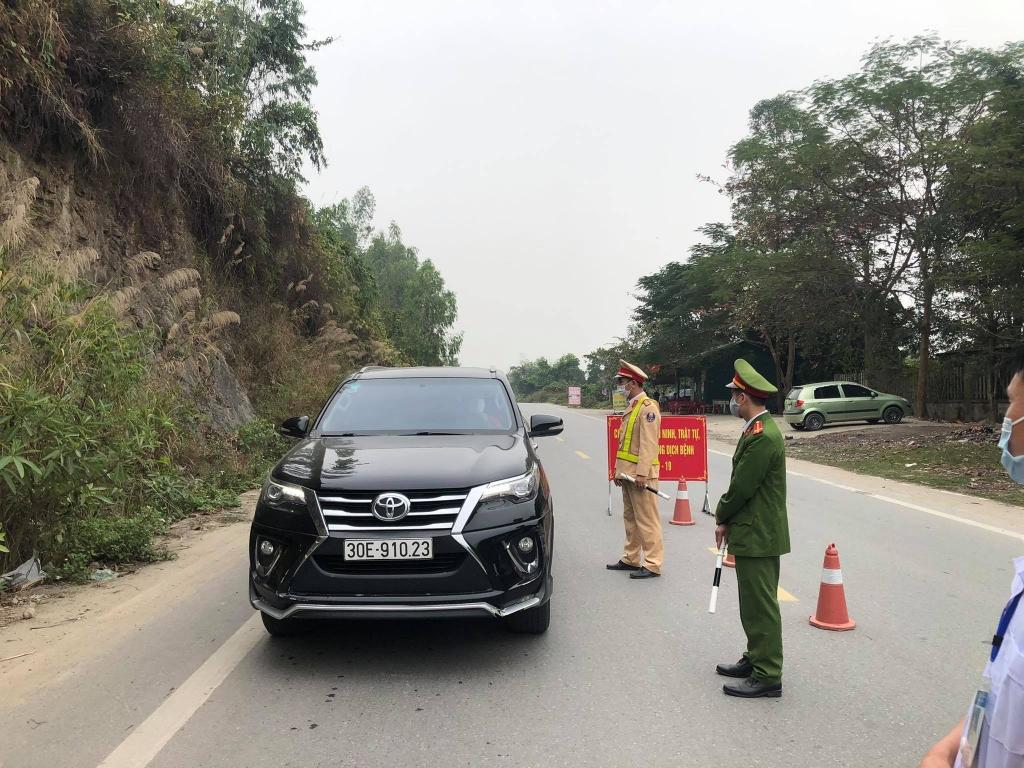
left=318, top=377, right=517, bottom=434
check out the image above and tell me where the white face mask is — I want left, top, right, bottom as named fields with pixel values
left=999, top=415, right=1024, bottom=484
left=729, top=396, right=742, bottom=418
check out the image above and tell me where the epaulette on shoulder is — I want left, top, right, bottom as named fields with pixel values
left=745, top=420, right=765, bottom=436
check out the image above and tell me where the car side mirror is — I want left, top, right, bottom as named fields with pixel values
left=529, top=414, right=563, bottom=438
left=870, top=392, right=878, bottom=398
left=279, top=415, right=310, bottom=438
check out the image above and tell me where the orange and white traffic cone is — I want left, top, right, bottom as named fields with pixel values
left=723, top=552, right=736, bottom=568
left=809, top=543, right=856, bottom=631
left=669, top=479, right=695, bottom=526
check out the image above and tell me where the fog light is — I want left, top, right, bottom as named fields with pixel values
left=259, top=540, right=276, bottom=557
left=517, top=537, right=535, bottom=555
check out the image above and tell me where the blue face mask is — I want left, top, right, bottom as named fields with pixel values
left=998, top=415, right=1024, bottom=484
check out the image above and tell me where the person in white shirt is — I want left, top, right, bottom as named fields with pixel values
left=919, top=359, right=1024, bottom=768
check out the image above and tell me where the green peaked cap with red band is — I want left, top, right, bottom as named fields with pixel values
left=726, top=358, right=777, bottom=398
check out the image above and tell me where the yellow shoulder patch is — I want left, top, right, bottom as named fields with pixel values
left=750, top=420, right=764, bottom=435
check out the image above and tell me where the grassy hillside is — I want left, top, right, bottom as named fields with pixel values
left=0, top=0, right=459, bottom=577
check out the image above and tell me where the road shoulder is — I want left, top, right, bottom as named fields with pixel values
left=0, top=492, right=257, bottom=706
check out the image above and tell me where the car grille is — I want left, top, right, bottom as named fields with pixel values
left=314, top=552, right=466, bottom=575
left=316, top=488, right=470, bottom=532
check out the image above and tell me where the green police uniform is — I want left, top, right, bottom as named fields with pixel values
left=716, top=360, right=790, bottom=687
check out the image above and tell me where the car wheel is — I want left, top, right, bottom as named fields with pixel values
left=261, top=611, right=303, bottom=637
left=803, top=413, right=825, bottom=431
left=790, top=423, right=805, bottom=431
left=867, top=419, right=880, bottom=424
left=883, top=406, right=903, bottom=425
left=503, top=600, right=550, bottom=635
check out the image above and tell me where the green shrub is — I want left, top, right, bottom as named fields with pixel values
left=0, top=261, right=248, bottom=575
left=237, top=416, right=289, bottom=466
left=54, top=508, right=166, bottom=580
left=141, top=470, right=240, bottom=524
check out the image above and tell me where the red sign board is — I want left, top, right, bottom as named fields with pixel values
left=606, top=415, right=708, bottom=482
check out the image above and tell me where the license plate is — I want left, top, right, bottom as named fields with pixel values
left=343, top=539, right=433, bottom=561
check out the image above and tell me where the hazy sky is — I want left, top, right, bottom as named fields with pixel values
left=301, top=1, right=1024, bottom=371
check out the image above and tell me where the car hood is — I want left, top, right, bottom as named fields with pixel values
left=272, top=433, right=531, bottom=491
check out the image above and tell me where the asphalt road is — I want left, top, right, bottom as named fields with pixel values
left=3, top=404, right=1022, bottom=768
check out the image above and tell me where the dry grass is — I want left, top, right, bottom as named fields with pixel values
left=158, top=268, right=200, bottom=293
left=204, top=310, right=240, bottom=335
left=124, top=251, right=162, bottom=274
left=33, top=247, right=99, bottom=319
left=0, top=177, right=40, bottom=250
left=170, top=286, right=201, bottom=312
left=107, top=285, right=141, bottom=317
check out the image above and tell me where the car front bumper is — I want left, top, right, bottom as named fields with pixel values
left=249, top=510, right=553, bottom=621
left=251, top=583, right=545, bottom=621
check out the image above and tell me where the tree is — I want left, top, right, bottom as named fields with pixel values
left=172, top=0, right=331, bottom=185
left=807, top=36, right=1004, bottom=413
left=724, top=97, right=872, bottom=404
left=940, top=47, right=1024, bottom=416
left=363, top=224, right=462, bottom=366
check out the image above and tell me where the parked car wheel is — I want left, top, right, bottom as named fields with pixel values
left=790, top=423, right=805, bottom=431
left=883, top=406, right=904, bottom=425
left=803, top=412, right=825, bottom=431
left=503, top=600, right=550, bottom=635
left=261, top=612, right=303, bottom=637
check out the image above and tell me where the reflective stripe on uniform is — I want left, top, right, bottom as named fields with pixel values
left=616, top=398, right=659, bottom=467
left=616, top=400, right=644, bottom=462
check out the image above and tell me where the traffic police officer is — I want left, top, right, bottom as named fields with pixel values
left=606, top=360, right=664, bottom=579
left=714, top=359, right=790, bottom=698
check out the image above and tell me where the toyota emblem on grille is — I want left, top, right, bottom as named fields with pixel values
left=372, top=492, right=412, bottom=522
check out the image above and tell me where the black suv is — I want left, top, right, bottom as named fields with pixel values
left=249, top=367, right=562, bottom=636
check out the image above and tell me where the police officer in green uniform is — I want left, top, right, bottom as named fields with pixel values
left=714, top=359, right=791, bottom=698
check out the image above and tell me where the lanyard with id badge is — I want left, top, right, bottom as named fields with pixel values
left=961, top=591, right=1022, bottom=767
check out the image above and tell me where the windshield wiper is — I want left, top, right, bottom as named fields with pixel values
left=404, top=431, right=462, bottom=436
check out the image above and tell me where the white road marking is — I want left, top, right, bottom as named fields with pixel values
left=868, top=494, right=1024, bottom=543
left=710, top=448, right=1024, bottom=543
left=96, top=613, right=264, bottom=768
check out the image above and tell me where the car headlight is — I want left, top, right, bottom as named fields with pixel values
left=261, top=478, right=308, bottom=510
left=479, top=465, right=540, bottom=504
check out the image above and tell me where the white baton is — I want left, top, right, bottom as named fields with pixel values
left=709, top=540, right=728, bottom=614
left=616, top=473, right=671, bottom=499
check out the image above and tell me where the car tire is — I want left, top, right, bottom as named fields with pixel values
left=503, top=600, right=550, bottom=635
left=790, top=423, right=805, bottom=431
left=803, top=413, right=825, bottom=431
left=883, top=406, right=904, bottom=425
left=867, top=419, right=880, bottom=424
left=261, top=611, right=303, bottom=637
